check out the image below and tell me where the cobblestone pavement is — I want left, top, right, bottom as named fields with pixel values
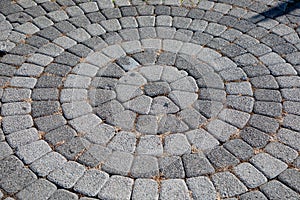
left=0, top=0, right=300, bottom=199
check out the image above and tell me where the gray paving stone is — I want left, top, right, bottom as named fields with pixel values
left=240, top=127, right=270, bottom=148
left=89, top=88, right=116, bottom=106
left=182, top=152, right=214, bottom=177
left=233, top=163, right=267, bottom=188
left=106, top=110, right=136, bottom=131
left=60, top=89, right=87, bottom=103
left=15, top=63, right=43, bottom=77
left=159, top=156, right=185, bottom=178
left=286, top=51, right=300, bottom=65
left=136, top=135, right=163, bottom=156
left=250, top=153, right=288, bottom=179
left=35, top=115, right=66, bottom=132
left=84, top=123, right=115, bottom=145
left=150, top=96, right=179, bottom=115
left=186, top=176, right=217, bottom=200
left=206, top=119, right=238, bottom=142
left=186, top=128, right=219, bottom=151
left=32, top=101, right=59, bottom=118
left=35, top=75, right=62, bottom=88
left=277, top=128, right=300, bottom=151
left=44, top=125, right=76, bottom=146
left=249, top=114, right=279, bottom=134
left=69, top=113, right=101, bottom=133
left=254, top=89, right=282, bottom=102
left=225, top=82, right=253, bottom=96
left=16, top=140, right=51, bottom=165
left=164, top=133, right=191, bottom=156
left=6, top=128, right=39, bottom=149
left=107, top=131, right=136, bottom=153
left=160, top=179, right=190, bottom=200
left=254, top=101, right=282, bottom=117
left=48, top=161, right=85, bottom=189
left=95, top=100, right=124, bottom=120
left=10, top=77, right=37, bottom=89
left=283, top=114, right=300, bottom=132
left=218, top=109, right=250, bottom=129
left=56, top=137, right=90, bottom=160
left=207, top=146, right=239, bottom=169
left=49, top=189, right=78, bottom=200
left=132, top=179, right=159, bottom=200
left=73, top=170, right=109, bottom=196
left=260, top=180, right=300, bottom=200
left=193, top=100, right=223, bottom=118
left=53, top=36, right=77, bottom=49
left=123, top=95, right=152, bottom=114
left=240, top=191, right=268, bottom=200
left=196, top=72, right=224, bottom=89
left=0, top=167, right=37, bottom=194
left=100, top=19, right=121, bottom=32
left=102, top=151, right=134, bottom=176
left=62, top=101, right=92, bottom=120
left=16, top=179, right=56, bottom=200
left=278, top=168, right=300, bottom=193
left=1, top=102, right=31, bottom=116
left=0, top=142, right=13, bottom=160
left=2, top=115, right=33, bottom=134
left=64, top=74, right=91, bottom=89
left=265, top=142, right=298, bottom=163
left=98, top=175, right=133, bottom=200
left=131, top=155, right=159, bottom=178
left=212, top=172, right=248, bottom=198
left=77, top=144, right=112, bottom=167
left=219, top=67, right=247, bottom=81
left=30, top=152, right=67, bottom=177
left=178, top=108, right=206, bottom=129
left=223, top=139, right=253, bottom=161
left=226, top=95, right=255, bottom=113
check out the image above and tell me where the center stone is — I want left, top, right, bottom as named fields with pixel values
left=89, top=63, right=200, bottom=135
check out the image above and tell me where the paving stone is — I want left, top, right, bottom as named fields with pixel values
left=218, top=109, right=250, bottom=129
left=233, top=163, right=267, bottom=188
left=158, top=114, right=189, bottom=134
left=95, top=100, right=124, bottom=119
left=98, top=175, right=133, bottom=200
left=277, top=128, right=300, bottom=151
left=212, top=172, right=248, bottom=198
left=16, top=140, right=52, bottom=165
left=53, top=36, right=77, bottom=49
left=49, top=189, right=78, bottom=200
left=132, top=179, right=159, bottom=200
left=178, top=108, right=206, bottom=129
left=84, top=123, right=115, bottom=145
left=64, top=74, right=91, bottom=89
left=123, top=95, right=152, bottom=114
left=77, top=144, right=112, bottom=167
left=1, top=102, right=31, bottom=116
left=182, top=152, right=214, bottom=177
left=35, top=115, right=66, bottom=132
left=254, top=89, right=282, bottom=102
left=48, top=161, right=85, bottom=189
left=254, top=101, right=282, bottom=117
left=249, top=114, right=279, bottom=134
left=62, top=101, right=92, bottom=120
left=107, top=131, right=136, bottom=153
left=206, top=119, right=238, bottom=142
left=31, top=101, right=59, bottom=118
left=207, top=146, right=239, bottom=169
left=186, top=176, right=217, bottom=200
left=10, top=77, right=37, bottom=89
left=240, top=191, right=268, bottom=200
left=32, top=88, right=59, bottom=101
left=224, top=138, right=253, bottom=161
left=278, top=168, right=300, bottom=193
left=56, top=137, right=90, bottom=160
left=44, top=125, right=76, bottom=146
left=73, top=170, right=109, bottom=196
left=192, top=100, right=223, bottom=118
left=0, top=167, right=37, bottom=194
left=186, top=128, right=219, bottom=151
left=159, top=156, right=185, bottom=178
left=160, top=179, right=190, bottom=200
left=240, top=127, right=270, bottom=148
left=265, top=142, right=298, bottom=163
left=106, top=110, right=136, bottom=131
left=163, top=134, right=191, bottom=156
left=2, top=115, right=33, bottom=134
left=225, top=82, right=253, bottom=96
left=30, top=151, right=67, bottom=177
left=89, top=88, right=116, bottom=105
left=136, top=135, right=163, bottom=156
left=260, top=180, right=300, bottom=200
left=16, top=179, right=56, bottom=200
left=0, top=142, right=13, bottom=160
left=130, top=155, right=159, bottom=178
left=196, top=72, right=224, bottom=89
left=6, top=128, right=39, bottom=149
left=250, top=153, right=288, bottom=179
left=283, top=114, right=300, bottom=132
left=226, top=95, right=255, bottom=113
left=69, top=114, right=101, bottom=133
left=35, top=75, right=62, bottom=88
left=0, top=155, right=23, bottom=181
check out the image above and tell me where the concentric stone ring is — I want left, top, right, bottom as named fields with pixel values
left=1, top=0, right=300, bottom=199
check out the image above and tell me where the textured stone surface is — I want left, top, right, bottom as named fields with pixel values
left=1, top=0, right=299, bottom=198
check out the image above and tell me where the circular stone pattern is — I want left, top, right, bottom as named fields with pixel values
left=1, top=0, right=300, bottom=199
